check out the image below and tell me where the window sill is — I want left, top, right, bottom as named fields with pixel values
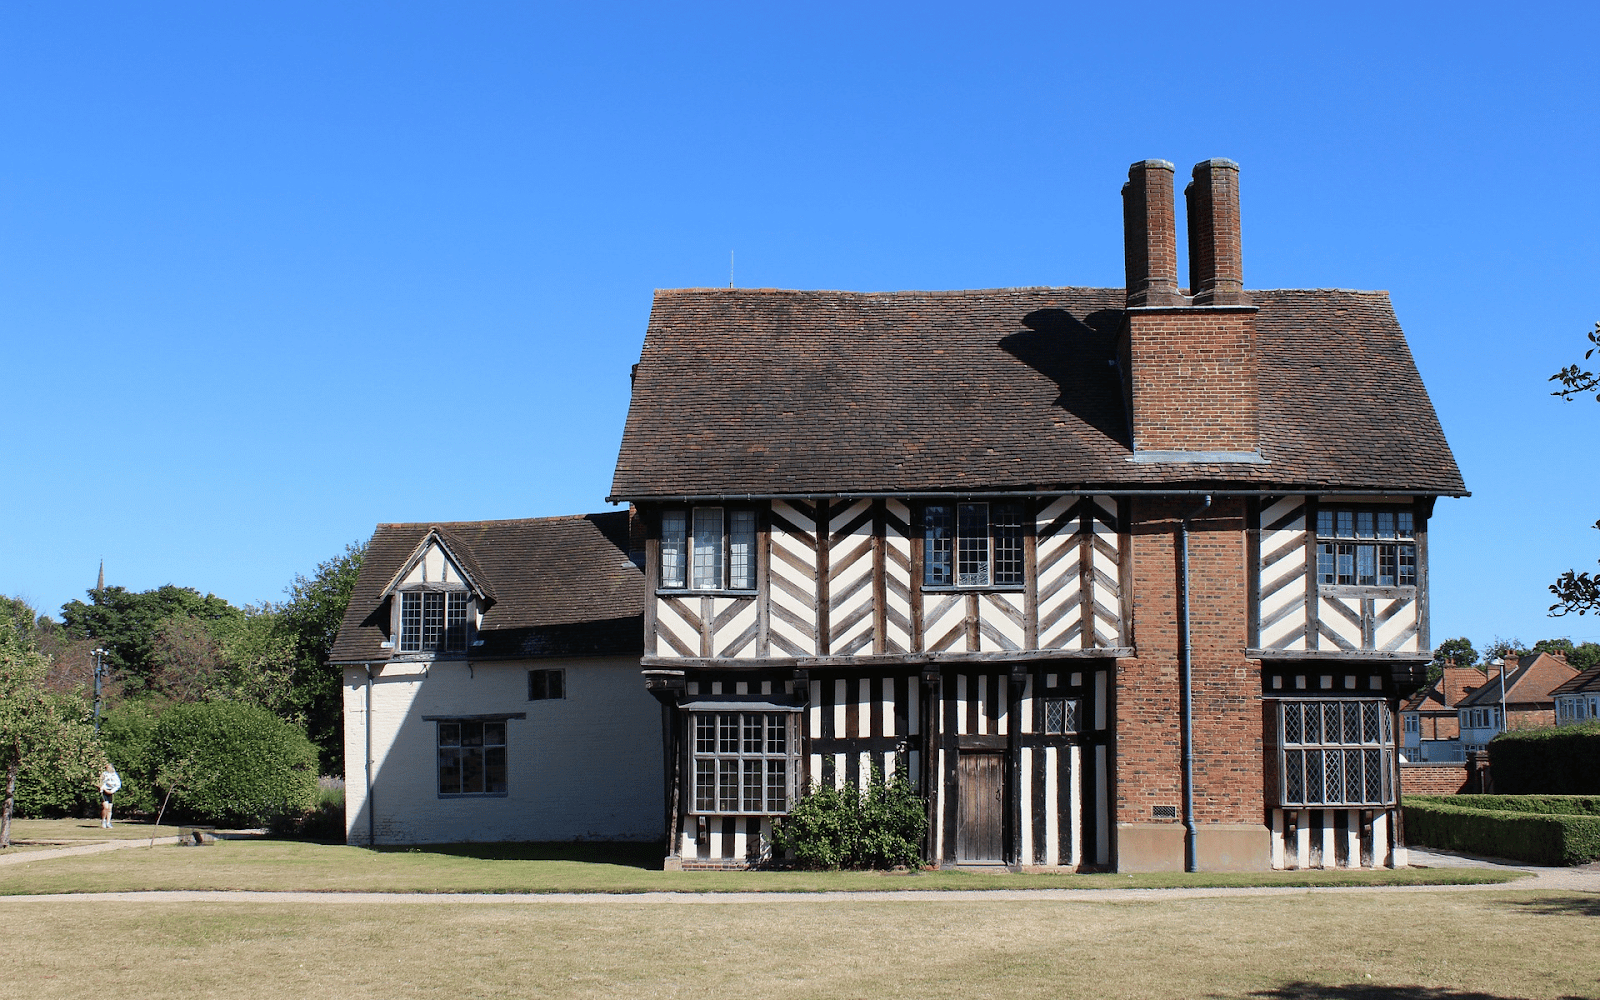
left=656, top=589, right=758, bottom=598
left=921, top=585, right=1026, bottom=595
left=437, top=792, right=509, bottom=799
left=1317, top=585, right=1418, bottom=599
left=688, top=810, right=791, bottom=818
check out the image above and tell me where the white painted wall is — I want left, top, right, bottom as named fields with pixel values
left=343, top=656, right=662, bottom=845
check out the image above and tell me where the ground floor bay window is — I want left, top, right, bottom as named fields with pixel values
left=689, top=711, right=802, bottom=815
left=1268, top=697, right=1402, bottom=869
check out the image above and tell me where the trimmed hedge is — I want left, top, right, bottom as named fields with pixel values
left=1488, top=721, right=1600, bottom=793
left=1403, top=795, right=1600, bottom=866
left=1438, top=794, right=1600, bottom=817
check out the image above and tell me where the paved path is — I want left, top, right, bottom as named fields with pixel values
left=0, top=836, right=180, bottom=866
left=0, top=841, right=1592, bottom=903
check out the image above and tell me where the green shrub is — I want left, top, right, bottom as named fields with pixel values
left=269, top=783, right=345, bottom=842
left=98, top=700, right=161, bottom=815
left=12, top=714, right=102, bottom=818
left=772, top=765, right=927, bottom=870
left=148, top=701, right=318, bottom=827
left=1403, top=796, right=1600, bottom=866
left=1488, top=721, right=1600, bottom=793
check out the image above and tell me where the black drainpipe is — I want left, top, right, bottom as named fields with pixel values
left=1178, top=495, right=1212, bottom=873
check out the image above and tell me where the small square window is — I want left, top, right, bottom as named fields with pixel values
left=528, top=669, right=565, bottom=701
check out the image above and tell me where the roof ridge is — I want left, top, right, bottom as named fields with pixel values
left=374, top=511, right=623, bottom=530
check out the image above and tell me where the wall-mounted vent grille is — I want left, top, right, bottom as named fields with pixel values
left=1152, top=805, right=1178, bottom=819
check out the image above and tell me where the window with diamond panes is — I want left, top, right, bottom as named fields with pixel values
left=1315, top=507, right=1417, bottom=587
left=922, top=501, right=1024, bottom=588
left=1042, top=698, right=1081, bottom=735
left=400, top=591, right=469, bottom=652
left=690, top=712, right=799, bottom=814
left=1277, top=699, right=1395, bottom=807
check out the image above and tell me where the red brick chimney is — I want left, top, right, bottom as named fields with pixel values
left=1122, top=160, right=1182, bottom=307
left=1185, top=159, right=1251, bottom=307
left=1122, top=158, right=1262, bottom=457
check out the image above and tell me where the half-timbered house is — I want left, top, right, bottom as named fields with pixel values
left=610, top=158, right=1465, bottom=871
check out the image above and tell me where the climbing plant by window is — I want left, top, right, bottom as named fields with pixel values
left=923, top=501, right=1024, bottom=587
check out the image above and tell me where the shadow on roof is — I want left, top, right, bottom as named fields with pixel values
left=999, top=308, right=1129, bottom=449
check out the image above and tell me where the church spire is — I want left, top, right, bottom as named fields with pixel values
left=97, top=559, right=104, bottom=592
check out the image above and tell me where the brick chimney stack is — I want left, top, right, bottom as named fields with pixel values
left=1184, top=159, right=1251, bottom=307
left=1122, top=158, right=1262, bottom=458
left=1122, top=160, right=1183, bottom=307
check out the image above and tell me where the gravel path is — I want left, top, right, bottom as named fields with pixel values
left=0, top=836, right=180, bottom=866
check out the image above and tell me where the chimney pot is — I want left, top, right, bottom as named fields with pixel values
left=1185, top=159, right=1250, bottom=306
left=1123, top=160, right=1182, bottom=307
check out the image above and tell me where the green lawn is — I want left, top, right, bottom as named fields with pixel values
left=2, top=817, right=185, bottom=847
left=4, top=890, right=1595, bottom=1000
left=0, top=838, right=1524, bottom=895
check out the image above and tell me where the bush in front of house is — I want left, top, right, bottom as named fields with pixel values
left=772, top=765, right=927, bottom=870
left=1403, top=795, right=1600, bottom=866
left=1488, top=721, right=1600, bottom=794
left=147, top=701, right=318, bottom=827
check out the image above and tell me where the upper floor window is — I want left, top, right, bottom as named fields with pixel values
left=1315, top=507, right=1417, bottom=587
left=1460, top=707, right=1501, bottom=730
left=660, top=506, right=757, bottom=591
left=400, top=591, right=469, bottom=652
left=923, top=501, right=1024, bottom=588
left=1403, top=713, right=1419, bottom=733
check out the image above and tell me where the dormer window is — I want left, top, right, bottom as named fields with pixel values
left=400, top=591, right=469, bottom=652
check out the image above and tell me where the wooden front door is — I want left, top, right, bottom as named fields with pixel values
left=957, top=752, right=1004, bottom=862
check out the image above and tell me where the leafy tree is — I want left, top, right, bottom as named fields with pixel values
left=1431, top=637, right=1478, bottom=670
left=0, top=621, right=106, bottom=846
left=276, top=542, right=365, bottom=773
left=1531, top=638, right=1600, bottom=671
left=1549, top=322, right=1600, bottom=615
left=60, top=585, right=242, bottom=694
left=1481, top=636, right=1527, bottom=663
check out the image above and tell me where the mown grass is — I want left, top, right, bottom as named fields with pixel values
left=3, top=890, right=1595, bottom=1000
left=0, top=838, right=1524, bottom=895
left=1, top=817, right=184, bottom=848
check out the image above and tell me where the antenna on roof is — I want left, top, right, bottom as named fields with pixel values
left=729, top=251, right=734, bottom=288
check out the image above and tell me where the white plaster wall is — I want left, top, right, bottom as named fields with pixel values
left=343, top=656, right=662, bottom=845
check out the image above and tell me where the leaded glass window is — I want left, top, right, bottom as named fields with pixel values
left=659, top=506, right=759, bottom=592
left=923, top=501, right=1026, bottom=588
left=689, top=712, right=800, bottom=815
left=1315, top=505, right=1418, bottom=587
left=1276, top=699, right=1395, bottom=806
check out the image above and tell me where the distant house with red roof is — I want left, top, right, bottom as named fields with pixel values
left=1400, top=666, right=1486, bottom=762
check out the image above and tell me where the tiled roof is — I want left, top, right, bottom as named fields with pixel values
left=1550, top=663, right=1600, bottom=697
left=329, top=512, right=643, bottom=664
left=610, top=286, right=1465, bottom=498
left=1457, top=653, right=1578, bottom=708
left=1401, top=667, right=1485, bottom=712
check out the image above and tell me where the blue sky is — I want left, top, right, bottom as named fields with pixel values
left=3, top=2, right=1597, bottom=652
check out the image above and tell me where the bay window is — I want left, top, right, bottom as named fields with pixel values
left=689, top=711, right=800, bottom=814
left=1275, top=698, right=1396, bottom=807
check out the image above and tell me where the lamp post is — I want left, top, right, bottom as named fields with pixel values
left=91, top=648, right=107, bottom=732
